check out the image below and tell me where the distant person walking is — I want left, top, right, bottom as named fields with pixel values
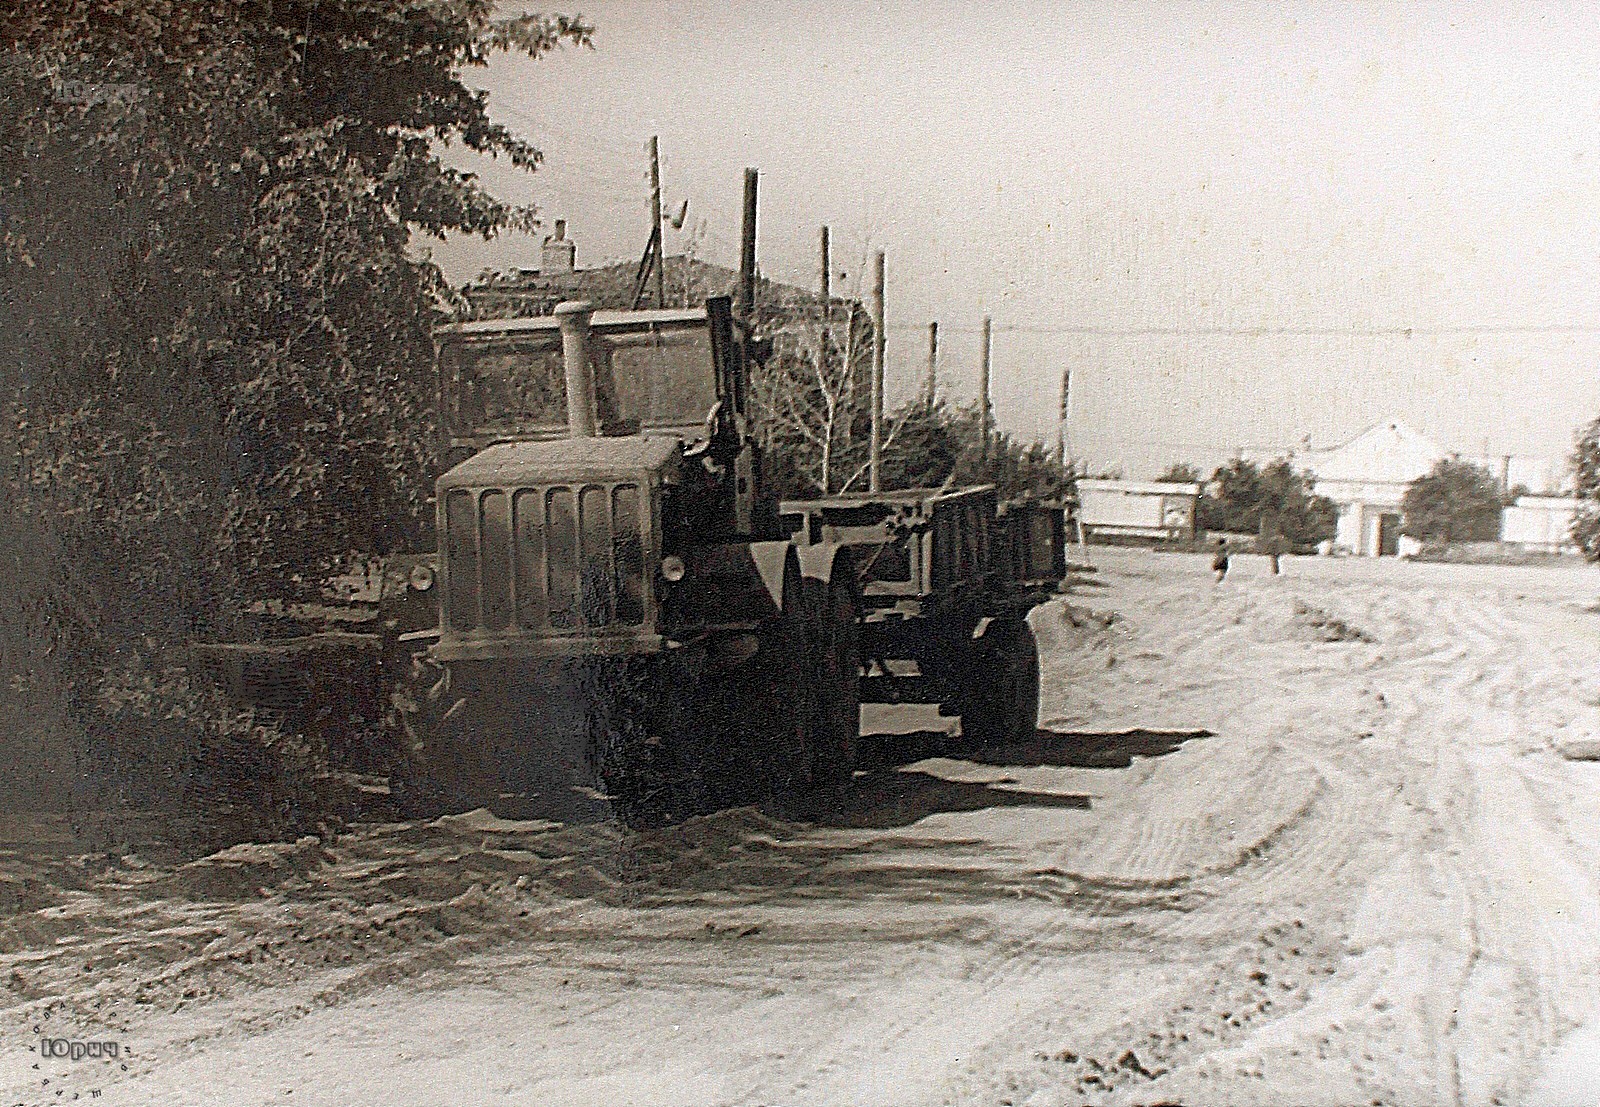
left=1211, top=537, right=1230, bottom=583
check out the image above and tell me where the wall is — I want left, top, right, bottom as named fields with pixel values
left=1501, top=497, right=1579, bottom=552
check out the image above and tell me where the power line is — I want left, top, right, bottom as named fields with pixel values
left=888, top=323, right=1600, bottom=337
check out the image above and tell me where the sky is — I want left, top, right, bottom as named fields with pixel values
left=422, top=0, right=1600, bottom=485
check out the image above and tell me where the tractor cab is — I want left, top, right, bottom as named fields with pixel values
left=426, top=298, right=781, bottom=664
left=434, top=300, right=753, bottom=458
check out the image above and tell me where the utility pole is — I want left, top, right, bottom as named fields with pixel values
left=978, top=314, right=992, bottom=464
left=648, top=136, right=665, bottom=309
left=739, top=168, right=758, bottom=321
left=869, top=250, right=886, bottom=492
left=924, top=321, right=939, bottom=410
left=1057, top=367, right=1070, bottom=468
left=819, top=226, right=831, bottom=304
left=819, top=225, right=831, bottom=359
left=681, top=218, right=704, bottom=307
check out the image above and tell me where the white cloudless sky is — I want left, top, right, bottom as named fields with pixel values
left=423, top=0, right=1600, bottom=483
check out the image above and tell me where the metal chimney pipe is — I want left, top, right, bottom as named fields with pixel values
left=555, top=300, right=597, bottom=438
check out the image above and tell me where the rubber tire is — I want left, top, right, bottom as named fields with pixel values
left=957, top=618, right=1041, bottom=750
left=805, top=575, right=861, bottom=790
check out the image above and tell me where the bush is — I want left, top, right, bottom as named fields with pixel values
left=1401, top=459, right=1504, bottom=544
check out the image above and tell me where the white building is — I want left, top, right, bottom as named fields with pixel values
left=1304, top=419, right=1445, bottom=556
left=1077, top=479, right=1201, bottom=543
left=1501, top=495, right=1580, bottom=553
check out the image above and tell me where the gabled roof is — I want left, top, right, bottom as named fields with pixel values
left=1305, top=418, right=1444, bottom=485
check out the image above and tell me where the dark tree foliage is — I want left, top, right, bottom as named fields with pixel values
left=0, top=2, right=589, bottom=820
left=1156, top=462, right=1203, bottom=485
left=837, top=398, right=1069, bottom=502
left=1199, top=457, right=1335, bottom=548
left=1401, top=459, right=1504, bottom=544
left=5, top=1, right=589, bottom=612
left=1198, top=457, right=1263, bottom=533
left=752, top=317, right=1071, bottom=504
left=1571, top=416, right=1600, bottom=560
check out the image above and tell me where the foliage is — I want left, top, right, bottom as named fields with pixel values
left=751, top=315, right=1069, bottom=502
left=1, top=2, right=589, bottom=812
left=750, top=314, right=873, bottom=495
left=1199, top=457, right=1336, bottom=548
left=1400, top=459, right=1504, bottom=544
left=934, top=404, right=1074, bottom=502
left=1156, top=462, right=1203, bottom=485
left=1197, top=458, right=1261, bottom=533
left=1569, top=415, right=1600, bottom=560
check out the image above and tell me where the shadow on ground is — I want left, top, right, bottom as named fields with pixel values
left=802, top=726, right=1210, bottom=830
left=812, top=764, right=1090, bottom=831
left=971, top=727, right=1213, bottom=770
left=858, top=726, right=1212, bottom=774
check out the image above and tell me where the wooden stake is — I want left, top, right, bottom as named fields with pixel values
left=819, top=226, right=831, bottom=304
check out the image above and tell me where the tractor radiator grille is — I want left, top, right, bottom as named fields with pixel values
left=444, top=483, right=646, bottom=633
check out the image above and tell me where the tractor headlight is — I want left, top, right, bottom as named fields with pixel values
left=408, top=564, right=436, bottom=592
left=660, top=555, right=687, bottom=583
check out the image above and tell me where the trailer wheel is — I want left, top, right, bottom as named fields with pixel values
left=805, top=574, right=861, bottom=791
left=958, top=617, right=1040, bottom=750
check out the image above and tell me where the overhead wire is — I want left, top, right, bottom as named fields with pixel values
left=886, top=323, right=1600, bottom=336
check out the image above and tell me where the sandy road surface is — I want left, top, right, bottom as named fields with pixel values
left=5, top=548, right=1600, bottom=1106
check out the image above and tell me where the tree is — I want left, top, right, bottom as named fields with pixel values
left=1571, top=416, right=1600, bottom=560
left=1156, top=462, right=1203, bottom=485
left=1258, top=459, right=1338, bottom=548
left=749, top=309, right=1068, bottom=502
left=1198, top=457, right=1264, bottom=533
left=1199, top=457, right=1335, bottom=547
left=750, top=311, right=875, bottom=496
left=1401, top=459, right=1504, bottom=544
left=6, top=3, right=590, bottom=614
left=2, top=2, right=590, bottom=820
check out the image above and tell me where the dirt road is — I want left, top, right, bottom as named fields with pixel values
left=5, top=548, right=1600, bottom=1106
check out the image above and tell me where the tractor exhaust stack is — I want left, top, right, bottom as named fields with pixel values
left=555, top=300, right=597, bottom=438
